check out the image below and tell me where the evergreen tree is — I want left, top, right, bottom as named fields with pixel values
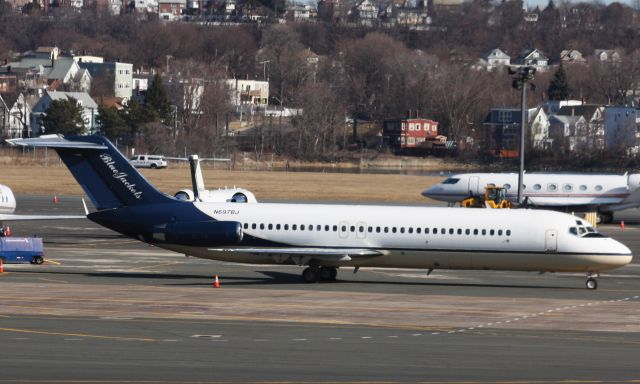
left=547, top=64, right=572, bottom=100
left=97, top=106, right=129, bottom=140
left=145, top=74, right=173, bottom=124
left=42, top=98, right=85, bottom=136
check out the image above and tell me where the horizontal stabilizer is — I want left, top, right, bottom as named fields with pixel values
left=0, top=214, right=85, bottom=221
left=7, top=134, right=107, bottom=150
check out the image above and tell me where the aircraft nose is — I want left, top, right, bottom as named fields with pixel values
left=422, top=186, right=442, bottom=197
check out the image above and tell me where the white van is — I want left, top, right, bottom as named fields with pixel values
left=129, top=155, right=167, bottom=169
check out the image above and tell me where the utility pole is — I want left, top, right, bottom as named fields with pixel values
left=508, top=65, right=536, bottom=205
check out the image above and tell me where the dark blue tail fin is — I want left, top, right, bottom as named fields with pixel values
left=8, top=135, right=174, bottom=210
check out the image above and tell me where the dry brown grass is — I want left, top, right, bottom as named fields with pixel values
left=1, top=164, right=443, bottom=204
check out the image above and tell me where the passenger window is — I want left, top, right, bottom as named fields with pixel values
left=504, top=183, right=511, bottom=189
left=482, top=229, right=486, bottom=235
left=368, top=226, right=373, bottom=233
left=293, top=224, right=297, bottom=230
left=417, top=228, right=421, bottom=234
left=276, top=224, right=281, bottom=230
left=332, top=225, right=337, bottom=231
left=268, top=224, right=273, bottom=230
left=400, top=227, right=405, bottom=234
left=408, top=228, right=413, bottom=234
left=284, top=224, right=289, bottom=230
left=563, top=184, right=573, bottom=192
left=449, top=228, right=454, bottom=235
left=308, top=225, right=312, bottom=231
left=392, top=227, right=397, bottom=233
left=359, top=226, right=364, bottom=233
left=376, top=227, right=381, bottom=233
left=341, top=225, right=347, bottom=232
left=433, top=228, right=437, bottom=234
left=425, top=228, right=429, bottom=234
left=260, top=224, right=264, bottom=230
left=533, top=184, right=541, bottom=190
left=457, top=228, right=462, bottom=235
left=326, top=225, right=330, bottom=231
left=384, top=227, right=389, bottom=233
left=498, top=229, right=503, bottom=235
left=243, top=223, right=248, bottom=229
left=506, top=230, right=511, bottom=236
left=251, top=223, right=257, bottom=229
left=441, top=228, right=446, bottom=234
left=301, top=225, right=305, bottom=230
left=490, top=229, right=494, bottom=235
left=579, top=185, right=587, bottom=191
left=465, top=229, right=470, bottom=235
left=595, top=185, right=603, bottom=191
left=350, top=226, right=355, bottom=232
left=474, top=229, right=478, bottom=235
left=548, top=183, right=558, bottom=192
left=317, top=225, right=322, bottom=231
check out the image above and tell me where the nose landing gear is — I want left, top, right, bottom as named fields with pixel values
left=302, top=266, right=338, bottom=283
left=585, top=272, right=599, bottom=290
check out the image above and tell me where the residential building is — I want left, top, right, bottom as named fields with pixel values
left=560, top=49, right=586, bottom=64
left=30, top=90, right=99, bottom=136
left=45, top=56, right=92, bottom=92
left=479, top=48, right=510, bottom=71
left=593, top=49, right=621, bottom=63
left=383, top=117, right=439, bottom=151
left=158, top=0, right=185, bottom=20
left=0, top=92, right=31, bottom=138
left=550, top=104, right=605, bottom=151
left=78, top=61, right=133, bottom=100
left=514, top=49, right=548, bottom=72
left=484, top=107, right=551, bottom=156
left=226, top=79, right=269, bottom=108
left=604, top=106, right=638, bottom=152
left=350, top=0, right=378, bottom=25
left=541, top=99, right=582, bottom=116
left=285, top=3, right=317, bottom=21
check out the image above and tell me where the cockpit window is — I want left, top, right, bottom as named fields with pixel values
left=443, top=178, right=460, bottom=184
left=570, top=225, right=606, bottom=238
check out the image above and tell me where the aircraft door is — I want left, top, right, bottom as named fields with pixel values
left=545, top=229, right=557, bottom=253
left=469, top=176, right=480, bottom=196
left=339, top=221, right=349, bottom=239
left=356, top=222, right=367, bottom=239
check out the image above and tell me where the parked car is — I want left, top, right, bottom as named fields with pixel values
left=129, top=155, right=167, bottom=169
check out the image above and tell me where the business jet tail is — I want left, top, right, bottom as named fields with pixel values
left=7, top=135, right=174, bottom=211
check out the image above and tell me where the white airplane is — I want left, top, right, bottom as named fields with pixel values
left=423, top=172, right=640, bottom=224
left=7, top=135, right=633, bottom=290
left=0, top=183, right=85, bottom=225
left=172, top=155, right=258, bottom=204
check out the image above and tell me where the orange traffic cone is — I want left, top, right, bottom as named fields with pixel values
left=620, top=220, right=625, bottom=229
left=4, top=226, right=10, bottom=237
left=0, top=259, right=4, bottom=274
left=53, top=195, right=59, bottom=204
left=213, top=275, right=220, bottom=288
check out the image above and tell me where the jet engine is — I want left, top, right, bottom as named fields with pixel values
left=164, top=221, right=243, bottom=246
left=175, top=189, right=195, bottom=201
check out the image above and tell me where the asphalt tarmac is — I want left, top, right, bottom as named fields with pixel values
left=0, top=195, right=639, bottom=383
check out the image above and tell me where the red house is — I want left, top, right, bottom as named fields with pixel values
left=383, top=118, right=439, bottom=151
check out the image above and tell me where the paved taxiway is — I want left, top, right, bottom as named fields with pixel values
left=0, top=195, right=639, bottom=382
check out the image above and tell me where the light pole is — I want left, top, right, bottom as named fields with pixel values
left=259, top=60, right=270, bottom=81
left=166, top=55, right=173, bottom=74
left=508, top=65, right=536, bottom=205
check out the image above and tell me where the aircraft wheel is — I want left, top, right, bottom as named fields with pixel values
left=302, top=267, right=319, bottom=283
left=596, top=213, right=613, bottom=225
left=586, top=278, right=598, bottom=290
left=33, top=256, right=44, bottom=265
left=318, top=266, right=337, bottom=282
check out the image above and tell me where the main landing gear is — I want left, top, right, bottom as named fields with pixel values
left=301, top=266, right=338, bottom=283
left=586, top=272, right=599, bottom=290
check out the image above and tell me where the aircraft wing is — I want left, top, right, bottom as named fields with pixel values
left=0, top=214, right=86, bottom=221
left=208, top=247, right=384, bottom=263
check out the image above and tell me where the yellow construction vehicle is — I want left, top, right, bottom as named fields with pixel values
left=461, top=184, right=512, bottom=209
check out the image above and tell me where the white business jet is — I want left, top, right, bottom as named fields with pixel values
left=423, top=172, right=640, bottom=224
left=7, top=135, right=633, bottom=289
left=172, top=155, right=258, bottom=204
